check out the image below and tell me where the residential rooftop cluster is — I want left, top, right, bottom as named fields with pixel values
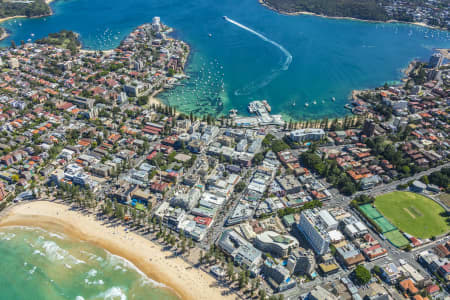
left=381, top=0, right=450, bottom=29
left=0, top=23, right=448, bottom=300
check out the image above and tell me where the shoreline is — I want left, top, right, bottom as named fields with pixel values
left=0, top=15, right=27, bottom=24
left=258, top=0, right=447, bottom=31
left=146, top=43, right=191, bottom=109
left=0, top=201, right=236, bottom=300
left=0, top=0, right=57, bottom=39
left=148, top=88, right=166, bottom=108
left=0, top=29, right=9, bottom=41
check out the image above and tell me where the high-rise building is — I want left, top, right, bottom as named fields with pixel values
left=297, top=209, right=338, bottom=255
left=152, top=16, right=161, bottom=32
left=286, top=248, right=316, bottom=276
left=429, top=53, right=443, bottom=69
left=362, top=119, right=376, bottom=137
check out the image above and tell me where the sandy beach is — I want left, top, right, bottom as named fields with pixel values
left=79, top=49, right=116, bottom=55
left=0, top=201, right=236, bottom=300
left=0, top=15, right=27, bottom=24
left=0, top=0, right=55, bottom=26
left=148, top=89, right=166, bottom=107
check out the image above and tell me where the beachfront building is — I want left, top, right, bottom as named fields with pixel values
left=429, top=52, right=443, bottom=68
left=254, top=230, right=299, bottom=257
left=289, top=128, right=325, bottom=143
left=170, top=188, right=201, bottom=211
left=217, top=229, right=262, bottom=272
left=297, top=209, right=338, bottom=255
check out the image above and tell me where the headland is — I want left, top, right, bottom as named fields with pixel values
left=258, top=0, right=449, bottom=31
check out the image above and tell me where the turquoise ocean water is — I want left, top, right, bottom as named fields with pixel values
left=0, top=226, right=179, bottom=300
left=0, top=0, right=448, bottom=119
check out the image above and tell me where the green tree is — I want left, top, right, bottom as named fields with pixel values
left=137, top=96, right=148, bottom=106
left=354, top=265, right=371, bottom=285
left=258, top=289, right=266, bottom=300
left=226, top=262, right=234, bottom=280
left=11, top=174, right=19, bottom=183
left=235, top=181, right=246, bottom=193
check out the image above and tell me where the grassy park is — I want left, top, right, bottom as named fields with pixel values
left=375, top=191, right=449, bottom=239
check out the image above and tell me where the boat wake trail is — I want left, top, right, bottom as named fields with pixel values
left=224, top=16, right=293, bottom=96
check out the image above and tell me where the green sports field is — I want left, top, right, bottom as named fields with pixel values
left=375, top=191, right=450, bottom=239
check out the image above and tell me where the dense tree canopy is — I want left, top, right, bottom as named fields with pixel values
left=0, top=0, right=50, bottom=18
left=354, top=265, right=371, bottom=285
left=427, top=168, right=450, bottom=192
left=262, top=0, right=388, bottom=21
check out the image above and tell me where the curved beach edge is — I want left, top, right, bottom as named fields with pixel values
left=0, top=201, right=236, bottom=300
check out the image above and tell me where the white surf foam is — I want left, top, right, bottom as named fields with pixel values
left=87, top=269, right=98, bottom=277
left=84, top=278, right=104, bottom=285
left=113, top=265, right=126, bottom=272
left=70, top=255, right=86, bottom=265
left=42, top=240, right=67, bottom=260
left=48, top=232, right=66, bottom=240
left=29, top=266, right=37, bottom=275
left=97, top=287, right=127, bottom=300
left=0, top=232, right=16, bottom=241
left=33, top=249, right=45, bottom=256
left=107, top=253, right=165, bottom=287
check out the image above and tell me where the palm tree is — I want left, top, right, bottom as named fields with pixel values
left=227, top=262, right=234, bottom=281
left=258, top=289, right=266, bottom=300
left=199, top=250, right=204, bottom=264
left=250, top=279, right=256, bottom=298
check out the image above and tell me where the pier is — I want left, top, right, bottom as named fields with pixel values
left=233, top=100, right=284, bottom=127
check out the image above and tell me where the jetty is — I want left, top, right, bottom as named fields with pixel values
left=233, top=100, right=284, bottom=127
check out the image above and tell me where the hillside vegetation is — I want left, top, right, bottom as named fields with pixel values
left=262, top=0, right=389, bottom=21
left=36, top=30, right=81, bottom=53
left=0, top=0, right=51, bottom=18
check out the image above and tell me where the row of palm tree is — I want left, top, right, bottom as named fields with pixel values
left=51, top=190, right=284, bottom=300
left=196, top=245, right=284, bottom=300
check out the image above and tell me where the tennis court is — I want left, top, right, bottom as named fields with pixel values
left=359, top=203, right=410, bottom=248
left=359, top=204, right=382, bottom=219
left=374, top=217, right=397, bottom=233
left=384, top=230, right=410, bottom=248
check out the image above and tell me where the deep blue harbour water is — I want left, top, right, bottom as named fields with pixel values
left=1, top=0, right=449, bottom=119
